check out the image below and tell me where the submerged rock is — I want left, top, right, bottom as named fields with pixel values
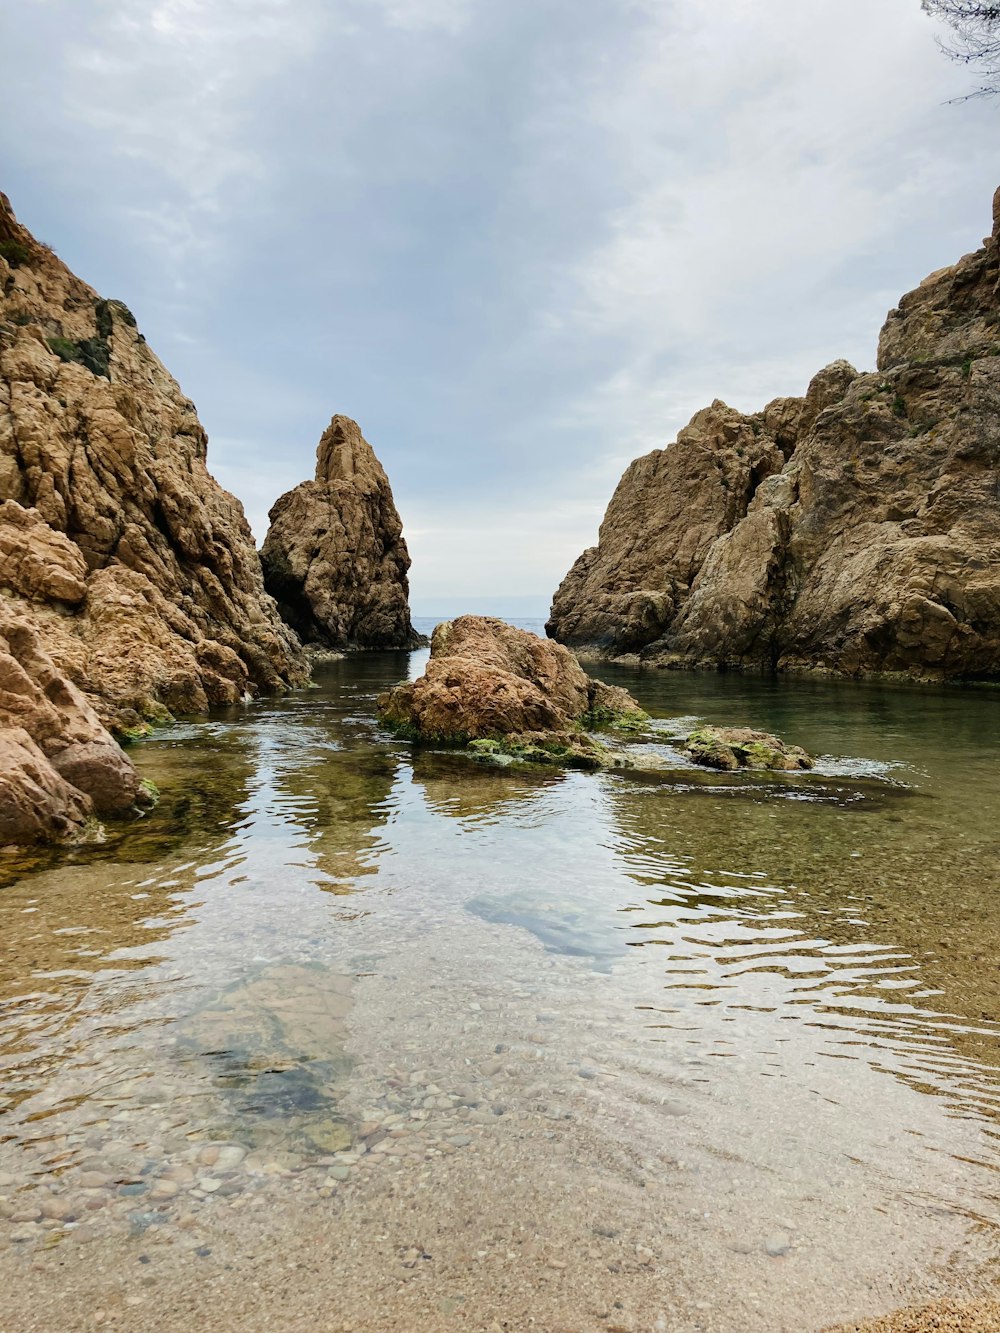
left=377, top=616, right=647, bottom=764
left=466, top=731, right=630, bottom=770
left=548, top=186, right=1000, bottom=681
left=0, top=190, right=308, bottom=842
left=685, top=726, right=813, bottom=772
left=261, top=415, right=422, bottom=650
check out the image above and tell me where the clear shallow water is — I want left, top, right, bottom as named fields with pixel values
left=1, top=635, right=1000, bottom=1321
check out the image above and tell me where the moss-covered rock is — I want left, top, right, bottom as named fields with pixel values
left=685, top=725, right=812, bottom=772
left=377, top=615, right=647, bottom=750
left=467, top=730, right=629, bottom=770
left=582, top=702, right=650, bottom=734
left=376, top=617, right=652, bottom=772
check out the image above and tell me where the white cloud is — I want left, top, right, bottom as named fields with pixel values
left=59, top=1, right=325, bottom=264
left=375, top=0, right=478, bottom=34
left=522, top=0, right=998, bottom=561
left=2, top=0, right=996, bottom=605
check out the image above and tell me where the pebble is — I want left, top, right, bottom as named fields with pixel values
left=78, top=1172, right=109, bottom=1190
left=163, top=1165, right=195, bottom=1184
left=198, top=1178, right=222, bottom=1193
left=214, top=1146, right=246, bottom=1172
left=40, top=1198, right=73, bottom=1221
left=150, top=1180, right=180, bottom=1200
left=765, top=1233, right=791, bottom=1257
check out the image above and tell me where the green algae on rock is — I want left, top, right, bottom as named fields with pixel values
left=685, top=725, right=813, bottom=772
left=377, top=615, right=647, bottom=768
left=466, top=731, right=634, bottom=771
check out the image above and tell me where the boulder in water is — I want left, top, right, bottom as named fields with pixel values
left=377, top=615, right=647, bottom=766
left=685, top=725, right=813, bottom=772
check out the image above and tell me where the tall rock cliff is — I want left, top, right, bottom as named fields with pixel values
left=548, top=187, right=1000, bottom=681
left=0, top=192, right=308, bottom=842
left=261, top=415, right=422, bottom=650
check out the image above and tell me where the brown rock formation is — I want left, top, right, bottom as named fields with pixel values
left=548, top=188, right=1000, bottom=681
left=377, top=616, right=644, bottom=759
left=0, top=191, right=308, bottom=841
left=0, top=729, right=93, bottom=845
left=0, top=612, right=146, bottom=843
left=261, top=415, right=421, bottom=650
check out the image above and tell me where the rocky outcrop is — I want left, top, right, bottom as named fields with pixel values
left=0, top=191, right=308, bottom=841
left=0, top=728, right=93, bottom=845
left=261, top=415, right=421, bottom=650
left=377, top=616, right=645, bottom=766
left=0, top=612, right=148, bottom=843
left=684, top=726, right=812, bottom=772
left=548, top=187, right=1000, bottom=681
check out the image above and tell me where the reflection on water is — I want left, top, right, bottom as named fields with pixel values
left=1, top=644, right=999, bottom=1294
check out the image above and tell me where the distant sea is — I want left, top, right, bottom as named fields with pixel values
left=412, top=615, right=547, bottom=640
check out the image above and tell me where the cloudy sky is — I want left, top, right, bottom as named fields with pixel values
left=2, top=0, right=997, bottom=614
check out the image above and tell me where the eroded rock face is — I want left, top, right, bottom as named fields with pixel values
left=0, top=611, right=148, bottom=843
left=0, top=191, right=308, bottom=840
left=0, top=191, right=307, bottom=733
left=0, top=728, right=94, bottom=845
left=548, top=188, right=1000, bottom=681
left=377, top=616, right=644, bottom=761
left=261, top=415, right=421, bottom=650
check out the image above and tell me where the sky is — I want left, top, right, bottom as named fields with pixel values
left=1, top=0, right=997, bottom=616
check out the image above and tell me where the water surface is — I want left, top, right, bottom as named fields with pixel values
left=1, top=634, right=999, bottom=1329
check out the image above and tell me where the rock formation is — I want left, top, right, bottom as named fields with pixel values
left=0, top=191, right=308, bottom=842
left=0, top=612, right=148, bottom=843
left=548, top=187, right=1000, bottom=681
left=261, top=415, right=422, bottom=650
left=378, top=615, right=646, bottom=767
left=684, top=726, right=812, bottom=772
